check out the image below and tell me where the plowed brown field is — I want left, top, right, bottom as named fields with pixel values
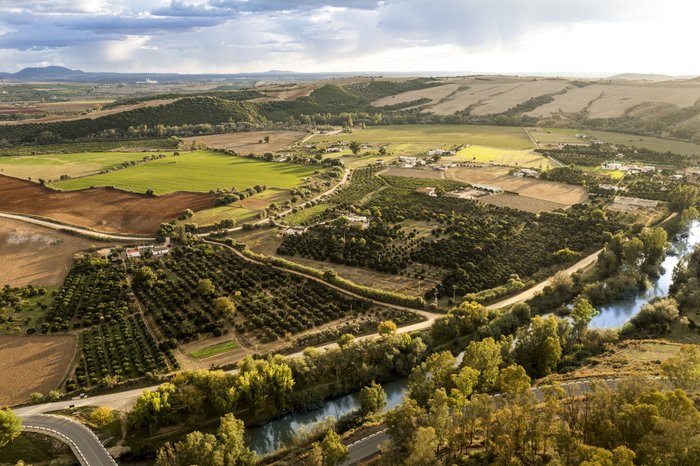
left=0, top=175, right=217, bottom=234
left=0, top=218, right=102, bottom=287
left=0, top=335, right=76, bottom=407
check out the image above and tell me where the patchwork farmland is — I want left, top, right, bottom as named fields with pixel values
left=0, top=174, right=217, bottom=234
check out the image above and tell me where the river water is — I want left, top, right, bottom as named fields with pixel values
left=589, top=221, right=700, bottom=328
left=244, top=222, right=700, bottom=454
left=245, top=378, right=409, bottom=454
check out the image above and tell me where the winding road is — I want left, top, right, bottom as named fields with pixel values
left=198, top=167, right=351, bottom=237
left=4, top=166, right=608, bottom=465
left=485, top=248, right=602, bottom=310
left=20, top=414, right=117, bottom=466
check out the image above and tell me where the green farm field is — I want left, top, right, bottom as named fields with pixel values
left=189, top=187, right=290, bottom=226
left=51, top=150, right=318, bottom=195
left=188, top=340, right=240, bottom=359
left=311, top=124, right=535, bottom=150
left=0, top=151, right=159, bottom=181
left=282, top=203, right=334, bottom=225
left=536, top=127, right=700, bottom=156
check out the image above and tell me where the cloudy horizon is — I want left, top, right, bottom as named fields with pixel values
left=0, top=0, right=698, bottom=76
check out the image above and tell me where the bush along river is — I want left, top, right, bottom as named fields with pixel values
left=244, top=223, right=700, bottom=455
left=589, top=220, right=700, bottom=328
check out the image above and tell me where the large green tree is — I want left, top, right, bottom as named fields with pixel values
left=359, top=381, right=387, bottom=416
left=513, top=315, right=562, bottom=377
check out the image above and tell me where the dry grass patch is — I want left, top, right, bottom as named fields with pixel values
left=381, top=167, right=446, bottom=179
left=542, top=340, right=682, bottom=384
left=479, top=193, right=567, bottom=213
left=0, top=218, right=105, bottom=287
left=446, top=166, right=588, bottom=207
left=0, top=334, right=76, bottom=406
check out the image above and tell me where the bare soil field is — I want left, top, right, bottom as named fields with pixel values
left=0, top=218, right=102, bottom=287
left=428, top=82, right=523, bottom=115
left=371, top=76, right=700, bottom=123
left=252, top=85, right=318, bottom=102
left=528, top=84, right=612, bottom=117
left=479, top=193, right=567, bottom=213
left=0, top=175, right=217, bottom=234
left=404, top=78, right=570, bottom=116
left=586, top=84, right=700, bottom=118
left=529, top=82, right=700, bottom=118
left=0, top=334, right=76, bottom=406
left=0, top=99, right=176, bottom=125
left=382, top=167, right=446, bottom=179
left=181, top=130, right=306, bottom=154
left=469, top=80, right=571, bottom=116
left=445, top=166, right=588, bottom=206
left=372, top=83, right=461, bottom=107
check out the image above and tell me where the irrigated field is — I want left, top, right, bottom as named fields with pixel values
left=181, top=130, right=306, bottom=154
left=0, top=334, right=76, bottom=406
left=531, top=127, right=700, bottom=156
left=0, top=217, right=104, bottom=287
left=0, top=175, right=217, bottom=234
left=0, top=151, right=164, bottom=181
left=446, top=145, right=554, bottom=168
left=311, top=124, right=535, bottom=150
left=52, top=150, right=317, bottom=194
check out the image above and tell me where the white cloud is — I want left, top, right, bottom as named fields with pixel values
left=0, top=0, right=697, bottom=75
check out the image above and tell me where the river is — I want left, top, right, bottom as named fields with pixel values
left=244, top=222, right=700, bottom=454
left=589, top=221, right=700, bottom=328
left=245, top=379, right=409, bottom=454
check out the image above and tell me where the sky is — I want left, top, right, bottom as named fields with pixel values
left=0, top=0, right=698, bottom=76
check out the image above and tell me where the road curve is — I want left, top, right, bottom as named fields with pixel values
left=199, top=168, right=351, bottom=237
left=486, top=248, right=602, bottom=310
left=0, top=212, right=154, bottom=242
left=21, top=414, right=117, bottom=466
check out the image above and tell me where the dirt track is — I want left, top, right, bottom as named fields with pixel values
left=0, top=175, right=217, bottom=234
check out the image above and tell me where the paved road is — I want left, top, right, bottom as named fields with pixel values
left=486, top=248, right=602, bottom=310
left=199, top=168, right=351, bottom=237
left=0, top=212, right=154, bottom=242
left=21, top=414, right=117, bottom=466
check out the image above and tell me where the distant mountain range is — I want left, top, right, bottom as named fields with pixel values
left=606, top=73, right=694, bottom=81
left=0, top=66, right=696, bottom=85
left=0, top=66, right=443, bottom=84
